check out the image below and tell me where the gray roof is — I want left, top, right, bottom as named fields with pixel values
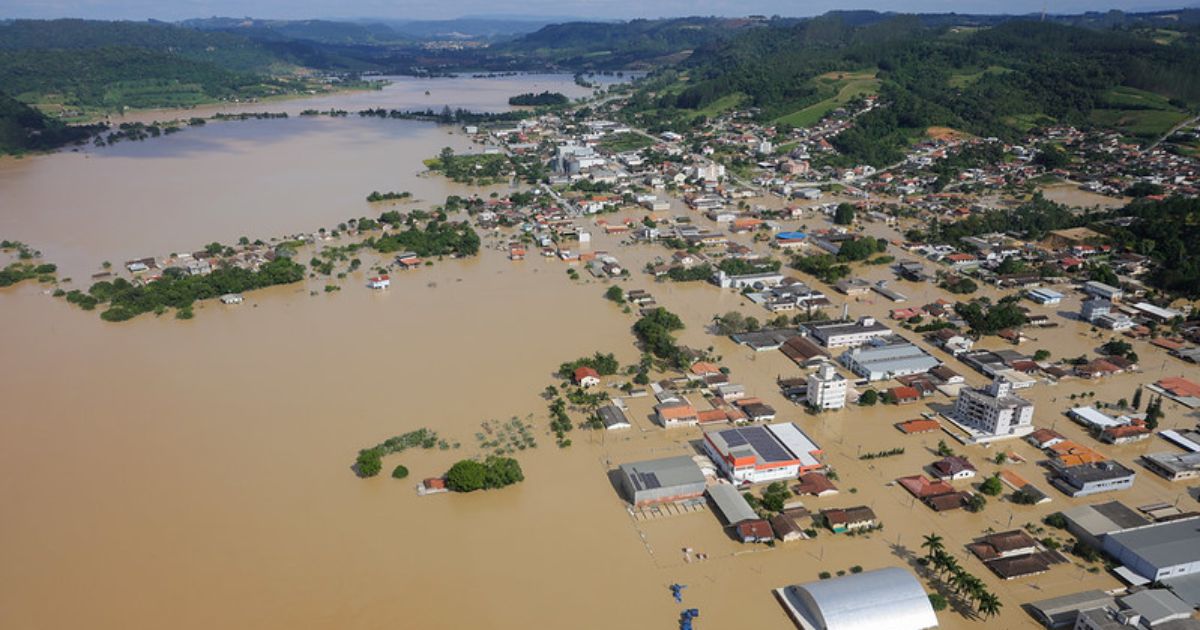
left=1107, top=517, right=1200, bottom=570
left=1062, top=501, right=1149, bottom=536
left=1144, top=451, right=1200, bottom=475
left=1118, top=589, right=1194, bottom=624
left=1028, top=590, right=1114, bottom=627
left=840, top=342, right=940, bottom=375
left=597, top=405, right=630, bottom=429
left=1056, top=460, right=1136, bottom=484
left=619, top=456, right=705, bottom=493
left=785, top=567, right=938, bottom=630
left=706, top=483, right=758, bottom=525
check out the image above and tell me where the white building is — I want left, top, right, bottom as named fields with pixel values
left=806, top=364, right=847, bottom=410
left=803, top=317, right=895, bottom=349
left=950, top=376, right=1035, bottom=442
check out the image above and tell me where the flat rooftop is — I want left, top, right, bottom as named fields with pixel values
left=1107, top=517, right=1200, bottom=569
left=619, top=455, right=705, bottom=492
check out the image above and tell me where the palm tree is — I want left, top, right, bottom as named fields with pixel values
left=931, top=550, right=950, bottom=575
left=977, top=592, right=1002, bottom=619
left=949, top=570, right=970, bottom=595
left=921, top=533, right=945, bottom=560
left=964, top=576, right=986, bottom=606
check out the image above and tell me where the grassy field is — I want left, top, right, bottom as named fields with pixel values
left=599, top=132, right=655, bottom=152
left=774, top=70, right=879, bottom=127
left=947, top=65, right=1013, bottom=88
left=1090, top=85, right=1190, bottom=140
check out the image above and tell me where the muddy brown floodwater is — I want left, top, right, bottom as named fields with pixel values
left=2, top=77, right=1199, bottom=630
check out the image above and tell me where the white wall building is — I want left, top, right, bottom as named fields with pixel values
left=950, top=376, right=1035, bottom=442
left=807, top=364, right=848, bottom=410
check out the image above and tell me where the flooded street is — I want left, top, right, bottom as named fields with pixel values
left=1, top=75, right=1198, bottom=630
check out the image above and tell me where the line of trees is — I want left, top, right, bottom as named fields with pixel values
left=445, top=456, right=524, bottom=492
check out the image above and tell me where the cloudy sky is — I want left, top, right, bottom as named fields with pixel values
left=0, top=0, right=1189, bottom=21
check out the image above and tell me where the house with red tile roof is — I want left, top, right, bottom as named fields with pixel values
left=573, top=367, right=601, bottom=387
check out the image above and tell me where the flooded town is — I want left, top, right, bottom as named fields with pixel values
left=3, top=13, right=1200, bottom=630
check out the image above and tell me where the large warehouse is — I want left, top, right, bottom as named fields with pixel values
left=617, top=456, right=707, bottom=507
left=703, top=422, right=823, bottom=484
left=1102, top=516, right=1200, bottom=584
left=775, top=567, right=938, bottom=630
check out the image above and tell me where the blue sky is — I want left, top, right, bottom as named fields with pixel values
left=0, top=0, right=1191, bottom=21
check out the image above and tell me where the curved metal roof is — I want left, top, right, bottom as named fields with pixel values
left=792, top=567, right=938, bottom=630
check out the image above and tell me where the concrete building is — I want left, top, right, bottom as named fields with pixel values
left=1081, top=298, right=1113, bottom=323
left=703, top=423, right=822, bottom=485
left=1028, top=288, right=1065, bottom=305
left=1051, top=460, right=1137, bottom=497
left=774, top=567, right=938, bottom=630
left=950, top=376, right=1035, bottom=442
left=617, top=456, right=707, bottom=506
left=1084, top=281, right=1124, bottom=301
left=839, top=340, right=941, bottom=382
left=806, top=364, right=848, bottom=410
left=1141, top=452, right=1200, bottom=482
left=1103, top=517, right=1200, bottom=584
left=803, top=317, right=895, bottom=349
left=655, top=400, right=699, bottom=428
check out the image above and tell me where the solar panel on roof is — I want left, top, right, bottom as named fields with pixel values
left=744, top=428, right=791, bottom=462
left=722, top=429, right=748, bottom=447
left=642, top=472, right=661, bottom=489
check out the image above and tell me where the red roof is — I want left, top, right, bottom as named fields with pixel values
left=889, top=386, right=920, bottom=402
left=573, top=367, right=600, bottom=383
left=1158, top=377, right=1200, bottom=398
left=370, top=275, right=389, bottom=281
left=897, top=419, right=939, bottom=434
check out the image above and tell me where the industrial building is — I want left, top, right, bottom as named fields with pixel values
left=1061, top=501, right=1149, bottom=549
left=1103, top=517, right=1200, bottom=585
left=1141, top=451, right=1200, bottom=482
left=1083, top=280, right=1124, bottom=301
left=1081, top=298, right=1112, bottom=323
left=949, top=376, right=1035, bottom=442
left=774, top=567, right=939, bottom=630
left=803, top=317, right=895, bottom=349
left=838, top=340, right=941, bottom=382
left=706, top=482, right=758, bottom=526
left=703, top=423, right=823, bottom=484
left=806, top=364, right=847, bottom=410
left=597, top=405, right=632, bottom=430
left=617, top=456, right=707, bottom=507
left=1027, top=288, right=1065, bottom=305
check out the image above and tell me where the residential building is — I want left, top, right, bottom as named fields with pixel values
left=617, top=456, right=707, bottom=506
left=774, top=568, right=939, bottom=630
left=1050, top=460, right=1137, bottom=497
left=820, top=506, right=877, bottom=533
left=806, top=364, right=847, bottom=410
left=931, top=455, right=977, bottom=481
left=574, top=366, right=601, bottom=387
left=968, top=529, right=1066, bottom=579
left=655, top=401, right=699, bottom=428
left=702, top=423, right=823, bottom=484
left=950, top=376, right=1036, bottom=442
left=839, top=340, right=941, bottom=382
left=367, top=275, right=390, bottom=289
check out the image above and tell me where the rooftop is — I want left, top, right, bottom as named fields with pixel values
left=1106, top=517, right=1200, bottom=569
left=619, top=456, right=706, bottom=493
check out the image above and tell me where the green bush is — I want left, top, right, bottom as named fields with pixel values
left=391, top=465, right=409, bottom=479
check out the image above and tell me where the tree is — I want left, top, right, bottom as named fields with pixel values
left=445, top=459, right=488, bottom=492
left=1132, top=386, right=1143, bottom=410
left=355, top=449, right=383, bottom=478
left=604, top=285, right=624, bottom=303
left=977, top=592, right=1003, bottom=619
left=921, top=533, right=945, bottom=560
left=858, top=389, right=879, bottom=406
left=391, top=464, right=409, bottom=479
left=979, top=474, right=1003, bottom=496
left=1033, top=349, right=1051, bottom=361
left=928, top=593, right=948, bottom=612
left=936, top=440, right=955, bottom=457
left=966, top=494, right=987, bottom=513
left=834, top=203, right=856, bottom=225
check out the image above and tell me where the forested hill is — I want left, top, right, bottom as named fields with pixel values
left=492, top=17, right=778, bottom=69
left=651, top=16, right=1200, bottom=165
left=0, top=19, right=293, bottom=73
left=0, top=92, right=96, bottom=154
